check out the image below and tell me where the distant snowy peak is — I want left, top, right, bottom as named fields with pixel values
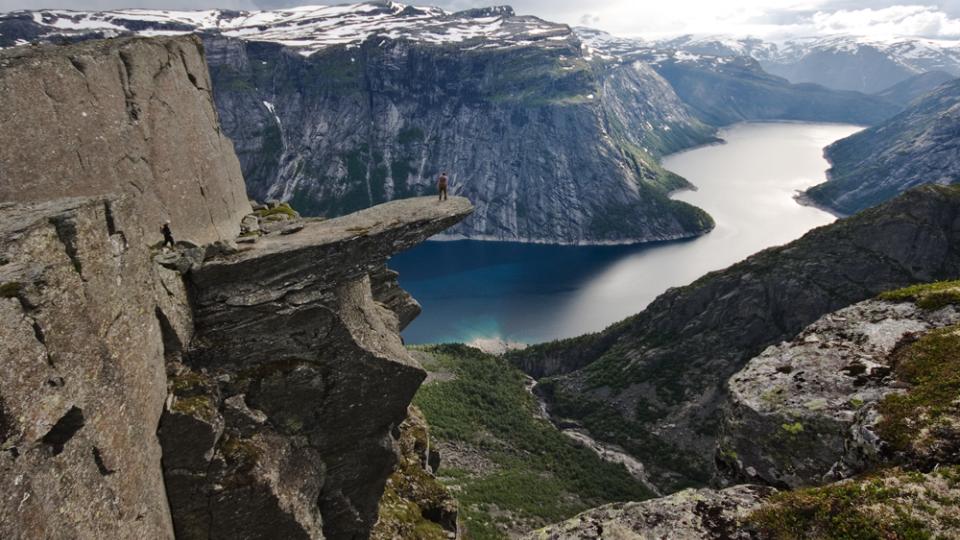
left=654, top=34, right=778, bottom=59
left=574, top=28, right=742, bottom=70
left=5, top=2, right=572, bottom=55
left=657, top=33, right=960, bottom=76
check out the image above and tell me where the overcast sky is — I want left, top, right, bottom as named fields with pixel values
left=2, top=0, right=958, bottom=40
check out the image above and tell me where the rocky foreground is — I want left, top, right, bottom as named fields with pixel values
left=0, top=35, right=472, bottom=539
left=529, top=281, right=960, bottom=539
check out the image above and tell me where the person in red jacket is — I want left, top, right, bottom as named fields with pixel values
left=438, top=172, right=448, bottom=201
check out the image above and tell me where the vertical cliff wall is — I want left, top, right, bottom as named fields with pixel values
left=0, top=35, right=473, bottom=539
left=0, top=35, right=252, bottom=539
left=0, top=35, right=251, bottom=244
left=0, top=196, right=183, bottom=538
left=205, top=35, right=715, bottom=244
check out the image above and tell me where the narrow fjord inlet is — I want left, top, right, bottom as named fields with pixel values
left=393, top=122, right=863, bottom=345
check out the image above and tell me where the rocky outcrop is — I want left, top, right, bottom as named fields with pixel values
left=0, top=197, right=181, bottom=539
left=718, top=298, right=960, bottom=489
left=0, top=34, right=251, bottom=539
left=0, top=35, right=251, bottom=244
left=163, top=196, right=472, bottom=539
left=510, top=184, right=960, bottom=490
left=0, top=35, right=474, bottom=540
left=806, top=77, right=960, bottom=215
left=372, top=406, right=458, bottom=540
left=526, top=485, right=773, bottom=540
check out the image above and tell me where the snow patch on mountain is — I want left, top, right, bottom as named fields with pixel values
left=13, top=2, right=572, bottom=55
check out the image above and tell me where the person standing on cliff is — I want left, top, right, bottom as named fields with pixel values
left=161, top=221, right=176, bottom=248
left=438, top=172, right=449, bottom=202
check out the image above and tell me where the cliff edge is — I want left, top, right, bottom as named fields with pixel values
left=0, top=35, right=473, bottom=540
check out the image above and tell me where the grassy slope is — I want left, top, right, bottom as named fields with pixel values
left=411, top=344, right=654, bottom=539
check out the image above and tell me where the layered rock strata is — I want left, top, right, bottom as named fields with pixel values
left=167, top=196, right=472, bottom=539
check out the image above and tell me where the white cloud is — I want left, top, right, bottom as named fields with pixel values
left=810, top=5, right=960, bottom=38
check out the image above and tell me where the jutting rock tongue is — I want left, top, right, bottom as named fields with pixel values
left=0, top=33, right=473, bottom=540
left=162, top=197, right=473, bottom=539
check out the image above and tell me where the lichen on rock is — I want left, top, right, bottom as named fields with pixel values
left=718, top=297, right=960, bottom=489
left=372, top=406, right=458, bottom=540
left=526, top=484, right=774, bottom=540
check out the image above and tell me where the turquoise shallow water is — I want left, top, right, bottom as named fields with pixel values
left=390, top=122, right=863, bottom=345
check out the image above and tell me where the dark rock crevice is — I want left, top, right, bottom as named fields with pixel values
left=41, top=406, right=85, bottom=456
left=92, top=446, right=115, bottom=475
left=49, top=215, right=83, bottom=276
left=117, top=50, right=141, bottom=122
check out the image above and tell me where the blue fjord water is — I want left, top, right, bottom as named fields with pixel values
left=391, top=122, right=863, bottom=345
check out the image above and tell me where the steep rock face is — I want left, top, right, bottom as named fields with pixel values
left=0, top=35, right=251, bottom=539
left=806, top=78, right=960, bottom=215
left=0, top=36, right=251, bottom=244
left=205, top=34, right=715, bottom=244
left=718, top=299, right=960, bottom=489
left=0, top=197, right=180, bottom=539
left=874, top=70, right=956, bottom=107
left=526, top=485, right=773, bottom=540
left=167, top=196, right=473, bottom=539
left=372, top=406, right=458, bottom=540
left=0, top=34, right=475, bottom=540
left=510, top=185, right=960, bottom=490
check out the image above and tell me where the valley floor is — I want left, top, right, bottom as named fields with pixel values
left=409, top=345, right=656, bottom=539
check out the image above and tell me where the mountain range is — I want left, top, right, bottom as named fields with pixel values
left=657, top=33, right=960, bottom=94
left=0, top=2, right=917, bottom=244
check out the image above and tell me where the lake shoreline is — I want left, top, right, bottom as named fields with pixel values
left=395, top=122, right=864, bottom=345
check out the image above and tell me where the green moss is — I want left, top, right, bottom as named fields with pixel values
left=879, top=280, right=960, bottom=310
left=876, top=324, right=960, bottom=455
left=781, top=422, right=805, bottom=435
left=169, top=372, right=208, bottom=394
left=170, top=395, right=217, bottom=422
left=219, top=433, right=262, bottom=475
left=749, top=467, right=960, bottom=539
left=254, top=203, right=298, bottom=220
left=0, top=282, right=22, bottom=298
